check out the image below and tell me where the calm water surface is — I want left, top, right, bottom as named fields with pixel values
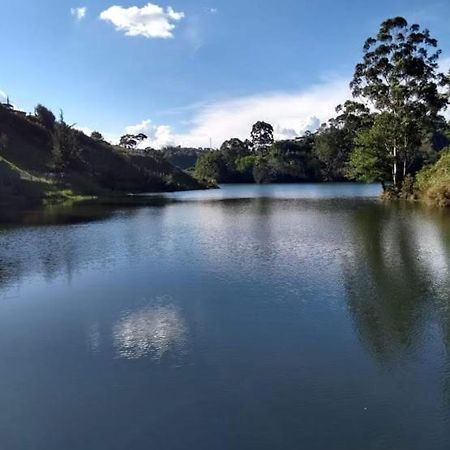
left=1, top=183, right=450, bottom=450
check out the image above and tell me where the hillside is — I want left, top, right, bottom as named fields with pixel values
left=0, top=106, right=205, bottom=207
left=415, top=148, right=450, bottom=207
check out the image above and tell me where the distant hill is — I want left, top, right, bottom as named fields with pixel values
left=0, top=106, right=205, bottom=207
left=161, top=146, right=208, bottom=170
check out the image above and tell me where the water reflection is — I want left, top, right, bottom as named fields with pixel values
left=113, top=298, right=187, bottom=360
left=1, top=185, right=450, bottom=450
left=86, top=322, right=101, bottom=353
left=344, top=204, right=450, bottom=365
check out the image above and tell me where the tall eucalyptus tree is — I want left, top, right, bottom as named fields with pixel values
left=350, top=17, right=449, bottom=187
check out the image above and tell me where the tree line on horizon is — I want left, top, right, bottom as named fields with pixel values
left=191, top=16, right=450, bottom=202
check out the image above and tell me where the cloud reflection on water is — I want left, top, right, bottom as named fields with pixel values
left=113, top=299, right=187, bottom=361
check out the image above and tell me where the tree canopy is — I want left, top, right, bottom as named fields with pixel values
left=91, top=131, right=104, bottom=141
left=35, top=104, right=56, bottom=130
left=350, top=16, right=449, bottom=187
left=119, top=133, right=148, bottom=150
left=251, top=121, right=274, bottom=150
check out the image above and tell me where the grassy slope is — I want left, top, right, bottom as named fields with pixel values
left=415, top=148, right=450, bottom=207
left=0, top=107, right=205, bottom=207
left=0, top=157, right=46, bottom=207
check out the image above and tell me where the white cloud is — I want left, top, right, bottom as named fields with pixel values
left=68, top=78, right=353, bottom=150
left=274, top=117, right=321, bottom=140
left=99, top=3, right=185, bottom=39
left=209, top=8, right=218, bottom=14
left=124, top=119, right=175, bottom=148
left=151, top=125, right=175, bottom=148
left=170, top=78, right=350, bottom=147
left=75, top=125, right=123, bottom=146
left=117, top=78, right=349, bottom=150
left=0, top=90, right=7, bottom=102
left=77, top=126, right=94, bottom=136
left=71, top=7, right=87, bottom=21
left=126, top=119, right=152, bottom=135
left=122, top=68, right=450, bottom=149
left=75, top=63, right=450, bottom=150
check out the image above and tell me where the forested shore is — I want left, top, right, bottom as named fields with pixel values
left=1, top=16, right=449, bottom=208
left=192, top=17, right=450, bottom=206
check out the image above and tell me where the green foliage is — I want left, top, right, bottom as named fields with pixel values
left=219, top=138, right=254, bottom=181
left=351, top=17, right=448, bottom=115
left=194, top=127, right=282, bottom=184
left=34, top=104, right=56, bottom=130
left=315, top=101, right=375, bottom=180
left=348, top=114, right=393, bottom=184
left=162, top=146, right=207, bottom=170
left=399, top=174, right=415, bottom=199
left=0, top=158, right=47, bottom=207
left=415, top=118, right=450, bottom=169
left=221, top=138, right=252, bottom=161
left=251, top=121, right=274, bottom=150
left=91, top=131, right=104, bottom=141
left=52, top=111, right=80, bottom=171
left=194, top=151, right=228, bottom=183
left=350, top=16, right=450, bottom=186
left=119, top=133, right=148, bottom=150
left=415, top=148, right=450, bottom=206
left=315, top=125, right=351, bottom=180
left=194, top=134, right=322, bottom=184
left=235, top=155, right=257, bottom=176
left=252, top=158, right=277, bottom=184
left=265, top=137, right=322, bottom=182
left=335, top=101, right=374, bottom=132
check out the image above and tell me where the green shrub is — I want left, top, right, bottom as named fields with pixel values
left=415, top=148, right=450, bottom=206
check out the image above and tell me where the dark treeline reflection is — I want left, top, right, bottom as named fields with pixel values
left=0, top=198, right=179, bottom=290
left=344, top=203, right=450, bottom=366
left=1, top=196, right=450, bottom=359
left=6, top=200, right=258, bottom=294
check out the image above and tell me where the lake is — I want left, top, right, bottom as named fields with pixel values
left=0, top=183, right=450, bottom=450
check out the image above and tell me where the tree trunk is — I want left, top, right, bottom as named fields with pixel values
left=403, top=134, right=408, bottom=179
left=392, top=143, right=398, bottom=187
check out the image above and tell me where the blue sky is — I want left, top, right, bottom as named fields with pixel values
left=1, top=0, right=449, bottom=147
